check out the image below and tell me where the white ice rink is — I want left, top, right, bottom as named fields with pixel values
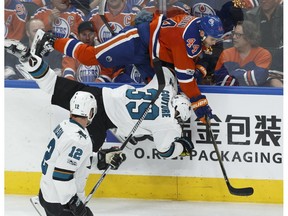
left=4, top=195, right=283, bottom=216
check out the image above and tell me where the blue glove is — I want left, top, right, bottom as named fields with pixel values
left=191, top=95, right=213, bottom=123
left=214, top=67, right=239, bottom=86
left=230, top=68, right=269, bottom=86
left=194, top=64, right=207, bottom=84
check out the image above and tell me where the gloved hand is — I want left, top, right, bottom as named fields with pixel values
left=97, top=147, right=126, bottom=170
left=213, top=67, right=239, bottom=86
left=31, top=29, right=56, bottom=57
left=65, top=194, right=88, bottom=216
left=191, top=95, right=213, bottom=124
left=194, top=64, right=207, bottom=82
left=230, top=68, right=269, bottom=86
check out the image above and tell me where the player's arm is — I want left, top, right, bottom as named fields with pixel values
left=54, top=38, right=100, bottom=66
left=172, top=46, right=213, bottom=124
left=4, top=41, right=95, bottom=111
left=153, top=128, right=194, bottom=159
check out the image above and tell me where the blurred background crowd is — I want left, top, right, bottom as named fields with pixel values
left=4, top=0, right=283, bottom=87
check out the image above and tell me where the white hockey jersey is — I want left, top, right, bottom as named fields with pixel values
left=40, top=119, right=93, bottom=205
left=25, top=57, right=184, bottom=157
left=103, top=68, right=183, bottom=153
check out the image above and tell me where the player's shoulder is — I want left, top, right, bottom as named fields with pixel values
left=59, top=119, right=91, bottom=144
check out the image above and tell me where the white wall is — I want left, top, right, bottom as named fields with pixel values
left=5, top=87, right=283, bottom=180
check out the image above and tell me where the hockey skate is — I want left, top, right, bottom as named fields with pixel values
left=175, top=137, right=194, bottom=157
left=30, top=196, right=45, bottom=216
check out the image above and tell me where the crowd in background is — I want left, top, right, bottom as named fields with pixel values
left=4, top=0, right=283, bottom=87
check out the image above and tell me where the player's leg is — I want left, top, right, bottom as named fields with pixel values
left=38, top=190, right=72, bottom=216
left=34, top=26, right=149, bottom=69
left=154, top=132, right=194, bottom=159
left=93, top=27, right=150, bottom=68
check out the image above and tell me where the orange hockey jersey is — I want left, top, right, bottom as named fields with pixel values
left=5, top=0, right=27, bottom=40
left=87, top=3, right=138, bottom=43
left=54, top=14, right=206, bottom=99
left=32, top=4, right=84, bottom=38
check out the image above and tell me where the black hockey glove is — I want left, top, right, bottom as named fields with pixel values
left=65, top=194, right=90, bottom=216
left=174, top=137, right=194, bottom=157
left=33, top=30, right=56, bottom=57
left=97, top=147, right=126, bottom=170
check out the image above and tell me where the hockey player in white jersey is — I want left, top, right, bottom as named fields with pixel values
left=38, top=91, right=126, bottom=216
left=5, top=42, right=194, bottom=159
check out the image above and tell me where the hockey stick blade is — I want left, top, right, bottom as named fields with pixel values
left=226, top=183, right=254, bottom=196
left=206, top=116, right=254, bottom=196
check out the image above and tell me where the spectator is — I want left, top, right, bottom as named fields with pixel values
left=62, top=21, right=103, bottom=82
left=213, top=20, right=273, bottom=87
left=87, top=0, right=144, bottom=83
left=5, top=18, right=63, bottom=80
left=189, top=0, right=259, bottom=84
left=5, top=0, right=27, bottom=79
left=245, top=0, right=283, bottom=72
left=20, top=0, right=47, bottom=7
left=5, top=0, right=28, bottom=41
left=32, top=0, right=85, bottom=38
left=70, top=0, right=91, bottom=15
left=25, top=18, right=63, bottom=74
left=87, top=0, right=138, bottom=43
left=143, top=0, right=191, bottom=17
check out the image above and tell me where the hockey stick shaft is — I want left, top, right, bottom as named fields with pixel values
left=84, top=59, right=165, bottom=205
left=84, top=165, right=112, bottom=205
left=206, top=116, right=254, bottom=196
left=120, top=58, right=165, bottom=150
left=98, top=0, right=116, bottom=36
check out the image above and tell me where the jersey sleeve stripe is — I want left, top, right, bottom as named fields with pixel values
left=30, top=60, right=49, bottom=79
left=52, top=167, right=75, bottom=181
left=65, top=39, right=83, bottom=58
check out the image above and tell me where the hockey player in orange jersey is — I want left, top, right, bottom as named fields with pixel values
left=32, top=13, right=224, bottom=124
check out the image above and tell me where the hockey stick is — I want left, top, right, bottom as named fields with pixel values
left=206, top=116, right=254, bottom=196
left=119, top=58, right=165, bottom=150
left=84, top=59, right=165, bottom=205
left=98, top=0, right=116, bottom=36
left=84, top=165, right=112, bottom=205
